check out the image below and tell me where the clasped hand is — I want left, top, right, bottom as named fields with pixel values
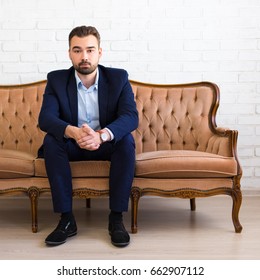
left=76, top=123, right=101, bottom=151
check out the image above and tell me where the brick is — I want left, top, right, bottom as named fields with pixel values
left=239, top=50, right=260, bottom=60
left=37, top=19, right=73, bottom=30
left=254, top=168, right=260, bottom=177
left=4, top=62, right=38, bottom=73
left=21, top=53, right=56, bottom=63
left=2, top=42, right=36, bottom=52
left=149, top=41, right=183, bottom=51
left=184, top=40, right=219, bottom=51
left=238, top=116, right=260, bottom=125
left=2, top=20, right=35, bottom=30
left=240, top=167, right=254, bottom=177
left=0, top=30, right=19, bottom=41
left=183, top=61, right=218, bottom=72
left=256, top=148, right=260, bottom=156
left=239, top=72, right=260, bottom=82
left=221, top=39, right=257, bottom=50
left=220, top=104, right=255, bottom=115
left=203, top=50, right=238, bottom=61
left=20, top=30, right=54, bottom=41
left=220, top=61, right=256, bottom=71
left=239, top=148, right=254, bottom=157
left=0, top=53, right=20, bottom=62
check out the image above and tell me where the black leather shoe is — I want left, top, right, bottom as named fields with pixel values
left=45, top=218, right=77, bottom=246
left=109, top=222, right=130, bottom=247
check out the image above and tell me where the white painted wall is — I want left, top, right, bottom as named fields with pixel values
left=1, top=0, right=260, bottom=190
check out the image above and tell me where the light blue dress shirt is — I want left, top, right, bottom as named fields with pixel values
left=75, top=70, right=100, bottom=130
left=75, top=70, right=114, bottom=140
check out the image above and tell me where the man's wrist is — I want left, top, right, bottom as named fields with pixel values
left=104, top=128, right=114, bottom=141
left=97, top=129, right=111, bottom=143
left=64, top=125, right=73, bottom=138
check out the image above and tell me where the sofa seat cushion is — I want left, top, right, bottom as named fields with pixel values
left=34, top=158, right=110, bottom=178
left=135, top=150, right=237, bottom=178
left=0, top=149, right=35, bottom=178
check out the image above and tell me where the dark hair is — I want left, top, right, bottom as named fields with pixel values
left=68, top=26, right=101, bottom=47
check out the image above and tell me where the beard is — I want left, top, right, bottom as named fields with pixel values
left=73, top=61, right=98, bottom=75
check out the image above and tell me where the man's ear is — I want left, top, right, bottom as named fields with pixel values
left=99, top=47, right=103, bottom=59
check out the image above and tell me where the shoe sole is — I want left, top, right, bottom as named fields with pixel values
left=109, top=231, right=130, bottom=247
left=45, top=231, right=77, bottom=246
left=111, top=241, right=130, bottom=247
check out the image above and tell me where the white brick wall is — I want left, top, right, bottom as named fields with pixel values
left=1, top=0, right=260, bottom=190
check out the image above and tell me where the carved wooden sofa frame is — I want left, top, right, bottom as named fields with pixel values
left=0, top=80, right=242, bottom=234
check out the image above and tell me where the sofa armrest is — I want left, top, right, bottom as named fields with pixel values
left=206, top=127, right=242, bottom=176
left=206, top=127, right=236, bottom=156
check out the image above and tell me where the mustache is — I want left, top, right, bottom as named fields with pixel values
left=79, top=60, right=91, bottom=66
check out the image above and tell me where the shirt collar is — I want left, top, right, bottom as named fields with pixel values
left=75, top=68, right=99, bottom=90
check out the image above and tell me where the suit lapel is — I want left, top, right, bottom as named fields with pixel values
left=98, top=66, right=109, bottom=128
left=67, top=69, right=78, bottom=126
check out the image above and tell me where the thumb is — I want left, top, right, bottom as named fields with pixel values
left=82, top=123, right=93, bottom=134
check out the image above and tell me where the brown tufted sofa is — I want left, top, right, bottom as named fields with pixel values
left=0, top=80, right=242, bottom=234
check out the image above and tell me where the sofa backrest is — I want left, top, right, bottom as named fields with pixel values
left=0, top=80, right=223, bottom=157
left=131, top=80, right=221, bottom=155
left=0, top=81, right=46, bottom=156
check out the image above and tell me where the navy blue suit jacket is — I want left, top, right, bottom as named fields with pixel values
left=38, top=65, right=138, bottom=151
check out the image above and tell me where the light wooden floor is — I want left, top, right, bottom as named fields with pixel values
left=0, top=193, right=259, bottom=260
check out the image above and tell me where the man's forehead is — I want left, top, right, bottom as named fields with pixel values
left=70, top=35, right=98, bottom=46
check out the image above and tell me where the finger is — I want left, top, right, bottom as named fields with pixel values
left=82, top=123, right=93, bottom=134
left=85, top=143, right=100, bottom=151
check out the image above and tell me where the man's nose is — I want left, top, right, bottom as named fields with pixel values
left=81, top=50, right=89, bottom=60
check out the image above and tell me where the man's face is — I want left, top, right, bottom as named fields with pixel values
left=69, top=35, right=102, bottom=75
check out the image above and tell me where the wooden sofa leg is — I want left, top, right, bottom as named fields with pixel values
left=131, top=187, right=141, bottom=234
left=190, top=198, right=196, bottom=211
left=86, top=198, right=91, bottom=208
left=28, top=187, right=39, bottom=233
left=231, top=189, right=243, bottom=233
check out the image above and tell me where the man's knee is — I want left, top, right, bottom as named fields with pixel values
left=118, top=133, right=135, bottom=146
left=43, top=134, right=66, bottom=154
left=112, top=134, right=136, bottom=162
left=43, top=134, right=55, bottom=146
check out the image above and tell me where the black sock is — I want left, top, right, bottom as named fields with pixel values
left=61, top=212, right=74, bottom=221
left=109, top=211, right=122, bottom=223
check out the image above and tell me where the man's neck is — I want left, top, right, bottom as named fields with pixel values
left=76, top=69, right=97, bottom=89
